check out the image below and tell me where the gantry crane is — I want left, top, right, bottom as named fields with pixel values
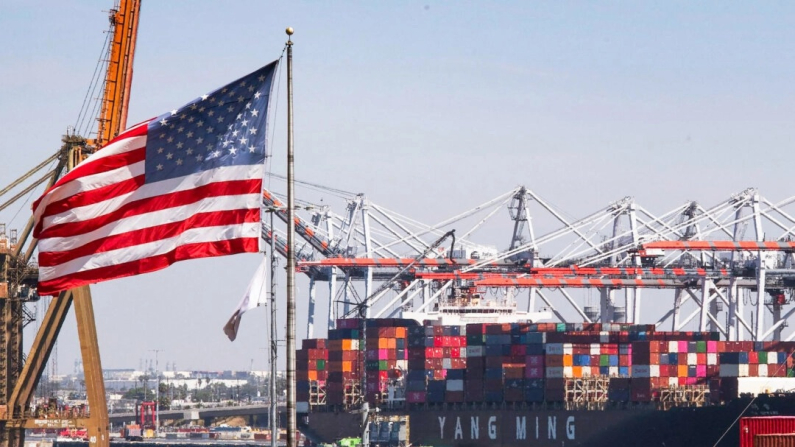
left=0, top=2, right=141, bottom=447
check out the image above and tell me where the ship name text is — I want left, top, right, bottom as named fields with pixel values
left=437, top=415, right=575, bottom=441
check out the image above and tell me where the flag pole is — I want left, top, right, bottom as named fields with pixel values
left=285, top=26, right=297, bottom=447
left=270, top=208, right=278, bottom=447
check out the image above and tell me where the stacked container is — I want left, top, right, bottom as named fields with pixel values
left=296, top=320, right=795, bottom=411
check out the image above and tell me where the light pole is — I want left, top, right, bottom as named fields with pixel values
left=149, top=349, right=162, bottom=435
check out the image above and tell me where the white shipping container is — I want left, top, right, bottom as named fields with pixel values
left=650, top=365, right=660, bottom=378
left=459, top=349, right=467, bottom=359
left=442, top=358, right=452, bottom=370
left=707, top=353, right=717, bottom=365
left=669, top=341, right=678, bottom=353
left=687, top=353, right=698, bottom=365
left=396, top=360, right=408, bottom=369
left=631, top=365, right=651, bottom=378
left=600, top=332, right=610, bottom=343
left=590, top=344, right=601, bottom=355
left=563, top=366, right=573, bottom=378
left=467, top=346, right=484, bottom=357
left=581, top=367, right=592, bottom=377
left=546, top=367, right=564, bottom=378
left=608, top=367, right=619, bottom=377
left=720, top=364, right=739, bottom=377
left=767, top=353, right=778, bottom=365
left=563, top=344, right=573, bottom=355
left=758, top=364, right=768, bottom=377
left=737, top=377, right=795, bottom=395
left=446, top=380, right=464, bottom=392
left=668, top=377, right=678, bottom=386
left=350, top=340, right=359, bottom=350
left=739, top=364, right=749, bottom=377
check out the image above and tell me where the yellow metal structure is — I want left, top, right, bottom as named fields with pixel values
left=0, top=2, right=141, bottom=447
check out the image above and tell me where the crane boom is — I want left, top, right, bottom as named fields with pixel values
left=95, top=0, right=141, bottom=147
left=345, top=230, right=456, bottom=319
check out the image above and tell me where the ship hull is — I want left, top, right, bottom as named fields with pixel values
left=300, top=395, right=795, bottom=447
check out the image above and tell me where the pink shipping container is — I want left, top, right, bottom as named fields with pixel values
left=406, top=391, right=426, bottom=403
left=740, top=417, right=795, bottom=447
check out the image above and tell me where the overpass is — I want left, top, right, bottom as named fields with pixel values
left=108, top=403, right=287, bottom=427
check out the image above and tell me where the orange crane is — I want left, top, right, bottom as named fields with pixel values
left=0, top=3, right=141, bottom=447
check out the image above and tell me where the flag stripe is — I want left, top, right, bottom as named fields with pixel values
left=33, top=136, right=148, bottom=218
left=41, top=193, right=260, bottom=253
left=40, top=178, right=260, bottom=239
left=37, top=237, right=259, bottom=296
left=41, top=208, right=260, bottom=265
left=39, top=221, right=260, bottom=281
left=42, top=164, right=258, bottom=229
left=43, top=174, right=146, bottom=220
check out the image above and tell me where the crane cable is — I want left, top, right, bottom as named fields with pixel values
left=75, top=21, right=113, bottom=136
left=0, top=171, right=56, bottom=214
left=0, top=152, right=58, bottom=199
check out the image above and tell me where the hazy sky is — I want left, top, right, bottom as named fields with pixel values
left=1, top=1, right=794, bottom=372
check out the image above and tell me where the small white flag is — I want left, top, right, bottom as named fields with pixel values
left=224, top=257, right=268, bottom=341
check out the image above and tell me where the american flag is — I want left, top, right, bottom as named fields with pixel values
left=32, top=60, right=279, bottom=296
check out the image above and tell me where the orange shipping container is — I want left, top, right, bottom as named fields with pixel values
left=395, top=327, right=406, bottom=338
left=678, top=365, right=688, bottom=377
left=388, top=338, right=396, bottom=349
left=342, top=361, right=352, bottom=372
left=342, top=340, right=353, bottom=350
left=572, top=366, right=582, bottom=377
left=308, top=371, right=318, bottom=381
left=563, top=355, right=573, bottom=367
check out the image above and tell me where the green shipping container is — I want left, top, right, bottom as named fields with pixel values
left=696, top=341, right=707, bottom=353
left=316, top=359, right=326, bottom=370
left=600, top=355, right=609, bottom=367
left=758, top=352, right=768, bottom=364
left=556, top=323, right=567, bottom=332
left=379, top=360, right=388, bottom=370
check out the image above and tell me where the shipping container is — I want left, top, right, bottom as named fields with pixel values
left=741, top=417, right=795, bottom=447
left=754, top=434, right=795, bottom=447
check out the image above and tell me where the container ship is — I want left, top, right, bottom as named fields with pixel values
left=296, top=317, right=795, bottom=447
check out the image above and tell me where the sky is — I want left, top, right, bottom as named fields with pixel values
left=1, top=1, right=795, bottom=372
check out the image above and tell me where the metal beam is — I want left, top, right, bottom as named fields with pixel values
left=73, top=286, right=109, bottom=447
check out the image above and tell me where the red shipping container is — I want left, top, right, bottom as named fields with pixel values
left=740, top=417, right=795, bottom=447
left=434, top=336, right=443, bottom=347
left=749, top=352, right=759, bottom=364
left=445, top=391, right=465, bottom=403
left=451, top=347, right=461, bottom=358
left=511, top=345, right=526, bottom=356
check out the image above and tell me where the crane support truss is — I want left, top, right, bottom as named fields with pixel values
left=259, top=178, right=795, bottom=343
